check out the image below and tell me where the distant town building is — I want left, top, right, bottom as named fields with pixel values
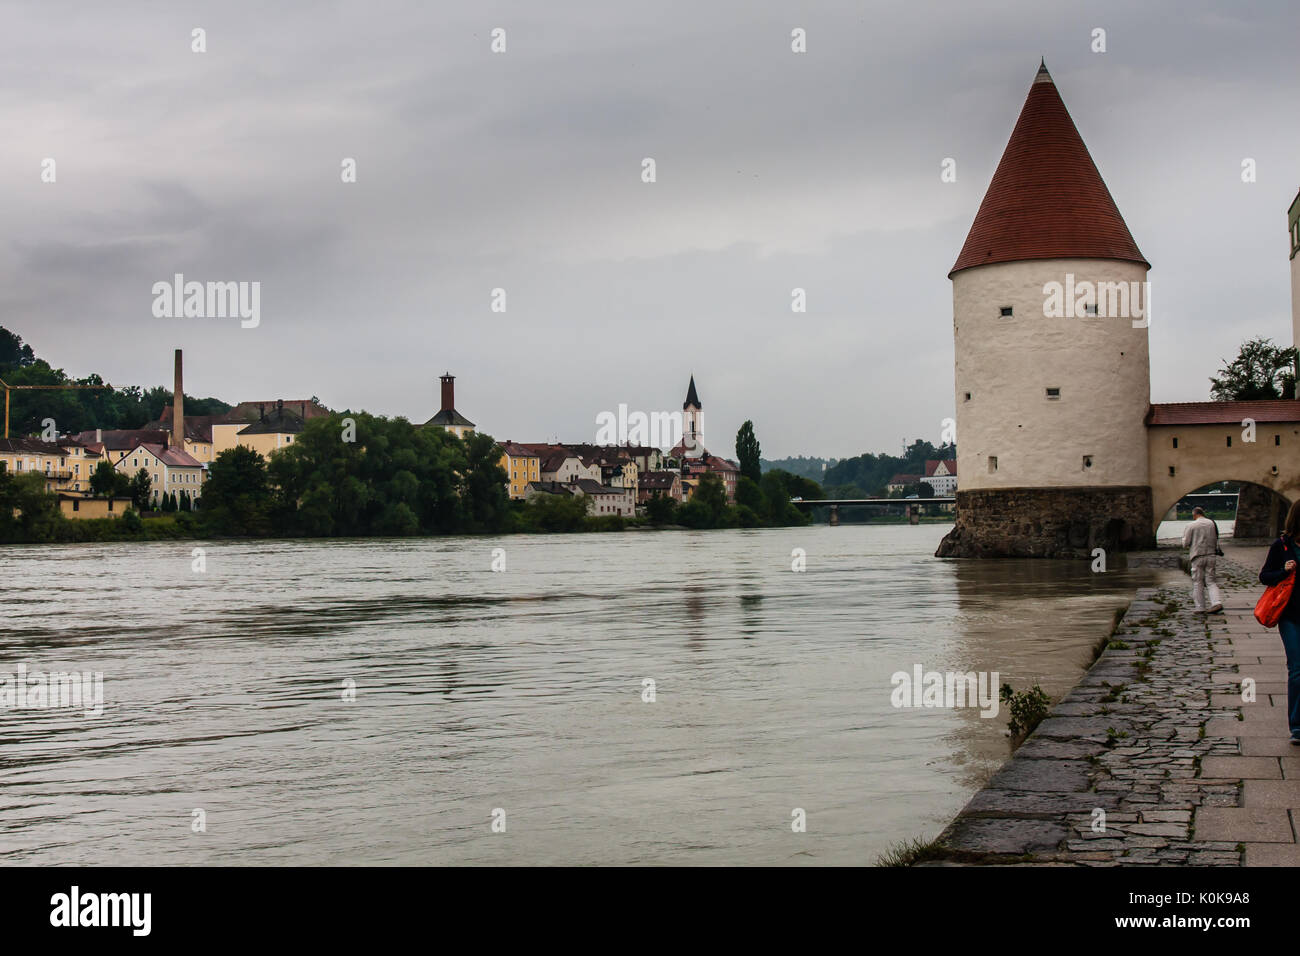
left=523, top=478, right=635, bottom=517
left=638, top=470, right=683, bottom=504
left=499, top=442, right=541, bottom=499
left=886, top=473, right=924, bottom=494
left=114, top=440, right=205, bottom=507
left=921, top=459, right=957, bottom=496
left=423, top=373, right=475, bottom=438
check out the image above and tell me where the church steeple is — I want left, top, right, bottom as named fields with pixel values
left=682, top=375, right=703, bottom=458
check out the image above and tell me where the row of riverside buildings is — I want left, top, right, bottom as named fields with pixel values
left=2, top=354, right=742, bottom=521
left=432, top=371, right=741, bottom=516
left=0, top=350, right=329, bottom=519
left=493, top=376, right=740, bottom=517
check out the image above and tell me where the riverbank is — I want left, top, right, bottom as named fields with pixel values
left=910, top=543, right=1292, bottom=866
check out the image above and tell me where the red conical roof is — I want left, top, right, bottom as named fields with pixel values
left=950, top=61, right=1149, bottom=277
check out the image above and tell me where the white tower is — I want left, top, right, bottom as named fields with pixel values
left=682, top=376, right=703, bottom=457
left=938, top=61, right=1154, bottom=558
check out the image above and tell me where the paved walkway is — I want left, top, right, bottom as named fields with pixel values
left=1202, top=543, right=1300, bottom=866
left=929, top=542, right=1300, bottom=866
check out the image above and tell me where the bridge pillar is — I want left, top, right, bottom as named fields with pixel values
left=828, top=504, right=839, bottom=527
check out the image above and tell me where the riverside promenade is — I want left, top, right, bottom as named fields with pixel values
left=926, top=542, right=1300, bottom=866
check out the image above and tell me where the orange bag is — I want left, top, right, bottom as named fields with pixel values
left=1256, top=571, right=1295, bottom=627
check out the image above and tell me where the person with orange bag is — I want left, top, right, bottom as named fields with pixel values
left=1259, top=501, right=1300, bottom=745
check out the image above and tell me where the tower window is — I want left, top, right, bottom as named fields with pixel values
left=1172, top=437, right=1178, bottom=449
left=1045, top=387, right=1061, bottom=399
left=1226, top=435, right=1232, bottom=447
left=1169, top=466, right=1176, bottom=477
left=964, top=392, right=972, bottom=402
left=1083, top=303, right=1098, bottom=316
left=1276, top=435, right=1281, bottom=446
left=988, top=456, right=998, bottom=473
left=999, top=306, right=1013, bottom=317
left=1082, top=455, right=1093, bottom=469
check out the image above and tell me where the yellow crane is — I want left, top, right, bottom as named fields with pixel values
left=0, top=377, right=111, bottom=439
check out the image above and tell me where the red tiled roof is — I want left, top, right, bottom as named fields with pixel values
left=950, top=62, right=1149, bottom=277
left=924, top=458, right=957, bottom=477
left=499, top=442, right=537, bottom=457
left=888, top=473, right=923, bottom=485
left=127, top=442, right=203, bottom=468
left=1145, top=401, right=1300, bottom=426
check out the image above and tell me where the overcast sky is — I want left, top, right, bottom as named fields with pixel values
left=2, top=0, right=1297, bottom=459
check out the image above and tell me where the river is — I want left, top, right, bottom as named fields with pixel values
left=0, top=525, right=1181, bottom=865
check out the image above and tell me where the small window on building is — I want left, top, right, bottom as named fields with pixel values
left=108, top=499, right=114, bottom=511
left=964, top=392, right=972, bottom=402
left=1169, top=466, right=1176, bottom=477
left=1046, top=387, right=1061, bottom=399
left=1084, top=303, right=1098, bottom=316
left=988, top=456, right=998, bottom=473
left=999, top=306, right=1013, bottom=317
left=72, top=498, right=79, bottom=512
left=1276, top=435, right=1282, bottom=446
left=1226, top=435, right=1232, bottom=447
left=1082, top=455, right=1093, bottom=469
left=1172, top=437, right=1178, bottom=449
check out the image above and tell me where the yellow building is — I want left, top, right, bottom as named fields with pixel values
left=58, top=493, right=132, bottom=519
left=232, top=401, right=306, bottom=457
left=208, top=399, right=324, bottom=456
left=499, top=442, right=541, bottom=499
left=0, top=438, right=81, bottom=492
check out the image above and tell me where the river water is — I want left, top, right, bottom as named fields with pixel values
left=0, top=525, right=1180, bottom=865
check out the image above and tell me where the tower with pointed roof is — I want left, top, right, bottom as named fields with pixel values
left=682, top=375, right=703, bottom=458
left=937, top=61, right=1155, bottom=557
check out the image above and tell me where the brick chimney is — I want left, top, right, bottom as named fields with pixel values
left=440, top=373, right=455, bottom=413
left=173, top=349, right=184, bottom=449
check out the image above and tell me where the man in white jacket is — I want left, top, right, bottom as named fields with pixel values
left=1183, top=506, right=1224, bottom=614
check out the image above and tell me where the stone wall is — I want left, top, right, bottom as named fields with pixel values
left=936, top=485, right=1155, bottom=558
left=1232, top=483, right=1286, bottom=540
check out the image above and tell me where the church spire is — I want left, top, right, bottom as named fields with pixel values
left=684, top=375, right=700, bottom=410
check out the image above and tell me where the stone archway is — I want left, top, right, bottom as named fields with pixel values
left=1153, top=480, right=1292, bottom=541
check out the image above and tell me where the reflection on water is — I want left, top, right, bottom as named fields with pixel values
left=0, top=527, right=1177, bottom=865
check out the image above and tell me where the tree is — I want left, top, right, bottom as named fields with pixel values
left=0, top=471, right=61, bottom=542
left=735, top=421, right=761, bottom=483
left=734, top=475, right=766, bottom=515
left=1210, top=337, right=1297, bottom=401
left=129, top=469, right=152, bottom=512
left=645, top=492, right=678, bottom=525
left=694, top=473, right=729, bottom=525
left=203, top=445, right=271, bottom=535
left=0, top=327, right=35, bottom=372
left=89, top=460, right=119, bottom=497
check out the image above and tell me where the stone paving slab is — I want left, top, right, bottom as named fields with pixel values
left=926, top=546, right=1299, bottom=867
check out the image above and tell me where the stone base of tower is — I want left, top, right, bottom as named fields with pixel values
left=935, top=486, right=1155, bottom=559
